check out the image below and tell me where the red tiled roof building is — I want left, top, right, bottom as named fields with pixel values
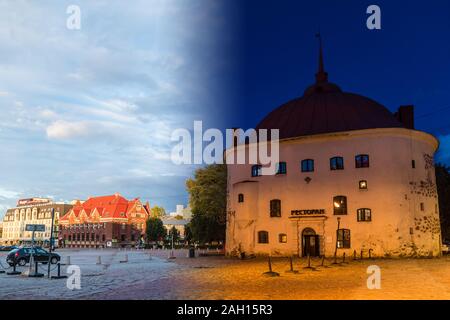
left=59, top=193, right=150, bottom=248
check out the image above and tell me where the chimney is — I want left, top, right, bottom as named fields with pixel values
left=395, top=105, right=414, bottom=129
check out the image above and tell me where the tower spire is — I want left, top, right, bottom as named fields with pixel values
left=315, top=33, right=328, bottom=83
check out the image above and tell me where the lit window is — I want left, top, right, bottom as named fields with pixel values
left=251, top=165, right=262, bottom=177
left=301, top=159, right=314, bottom=172
left=258, top=231, right=269, bottom=244
left=278, top=233, right=287, bottom=243
left=330, top=157, right=344, bottom=170
left=238, top=193, right=244, bottom=203
left=355, top=154, right=369, bottom=168
left=276, top=162, right=287, bottom=174
left=333, top=196, right=347, bottom=215
left=359, top=180, right=368, bottom=190
left=337, top=229, right=351, bottom=248
left=270, top=199, right=281, bottom=217
left=357, top=208, right=372, bottom=222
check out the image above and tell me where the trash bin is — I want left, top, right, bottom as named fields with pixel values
left=189, top=247, right=195, bottom=258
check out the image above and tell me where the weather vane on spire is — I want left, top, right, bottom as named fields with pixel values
left=315, top=32, right=328, bottom=83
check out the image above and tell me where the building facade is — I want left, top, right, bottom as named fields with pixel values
left=1, top=198, right=73, bottom=246
left=59, top=193, right=150, bottom=248
left=225, top=46, right=441, bottom=258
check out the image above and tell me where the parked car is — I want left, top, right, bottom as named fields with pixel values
left=6, top=247, right=60, bottom=266
left=0, top=245, right=18, bottom=252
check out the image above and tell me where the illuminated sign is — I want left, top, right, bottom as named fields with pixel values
left=291, top=209, right=325, bottom=216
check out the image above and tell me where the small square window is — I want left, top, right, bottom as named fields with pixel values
left=359, top=180, right=368, bottom=190
left=278, top=233, right=287, bottom=243
left=276, top=162, right=287, bottom=174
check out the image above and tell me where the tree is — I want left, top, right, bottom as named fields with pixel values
left=145, top=217, right=167, bottom=243
left=168, top=226, right=180, bottom=243
left=186, top=164, right=227, bottom=243
left=151, top=205, right=166, bottom=218
left=436, top=163, right=450, bottom=240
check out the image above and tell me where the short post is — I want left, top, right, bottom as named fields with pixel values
left=342, top=252, right=348, bottom=264
left=332, top=252, right=339, bottom=265
left=303, top=253, right=315, bottom=270
left=369, top=249, right=373, bottom=259
left=7, top=262, right=21, bottom=275
left=262, top=254, right=280, bottom=277
left=360, top=250, right=363, bottom=260
left=51, top=263, right=68, bottom=279
left=353, top=250, right=357, bottom=261
left=285, top=255, right=298, bottom=274
left=96, top=256, right=102, bottom=265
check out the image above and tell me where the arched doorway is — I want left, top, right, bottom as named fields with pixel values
left=302, top=228, right=320, bottom=257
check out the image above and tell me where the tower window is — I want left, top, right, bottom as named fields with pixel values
left=276, top=162, right=287, bottom=174
left=278, top=233, right=287, bottom=243
left=251, top=165, right=262, bottom=177
left=359, top=180, right=368, bottom=190
left=333, top=196, right=347, bottom=215
left=357, top=208, right=372, bottom=222
left=270, top=199, right=281, bottom=217
left=238, top=193, right=244, bottom=203
left=355, top=154, right=370, bottom=168
left=330, top=157, right=344, bottom=170
left=258, top=231, right=269, bottom=244
left=337, top=229, right=351, bottom=248
left=301, top=159, right=314, bottom=172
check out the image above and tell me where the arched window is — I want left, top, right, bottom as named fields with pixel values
left=258, top=231, right=269, bottom=244
left=355, top=154, right=369, bottom=168
left=278, top=233, right=287, bottom=243
left=333, top=196, right=347, bottom=215
left=357, top=208, right=372, bottom=222
left=238, top=193, right=244, bottom=203
left=330, top=156, right=344, bottom=170
left=276, top=162, right=287, bottom=174
left=270, top=199, right=281, bottom=217
left=251, top=165, right=262, bottom=177
left=301, top=159, right=314, bottom=172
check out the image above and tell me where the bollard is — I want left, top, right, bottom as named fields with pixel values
left=51, top=263, right=68, bottom=279
left=28, top=260, right=44, bottom=278
left=342, top=252, right=348, bottom=264
left=360, top=250, right=363, bottom=260
left=262, top=254, right=279, bottom=277
left=7, top=262, right=21, bottom=275
left=369, top=249, right=373, bottom=259
left=303, top=253, right=315, bottom=270
left=96, top=256, right=102, bottom=265
left=353, top=250, right=357, bottom=261
left=120, top=254, right=128, bottom=263
left=285, top=256, right=299, bottom=274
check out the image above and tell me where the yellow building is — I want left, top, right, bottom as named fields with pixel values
left=225, top=47, right=441, bottom=258
left=1, top=198, right=72, bottom=246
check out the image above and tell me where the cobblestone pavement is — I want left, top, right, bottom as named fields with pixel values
left=2, top=249, right=450, bottom=299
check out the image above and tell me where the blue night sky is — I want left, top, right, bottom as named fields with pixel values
left=0, top=0, right=449, bottom=215
left=232, top=0, right=450, bottom=164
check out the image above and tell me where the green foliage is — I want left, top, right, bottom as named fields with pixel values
left=186, top=164, right=227, bottom=244
left=168, top=226, right=180, bottom=243
left=145, top=217, right=167, bottom=242
left=436, top=163, right=450, bottom=240
left=151, top=206, right=166, bottom=218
